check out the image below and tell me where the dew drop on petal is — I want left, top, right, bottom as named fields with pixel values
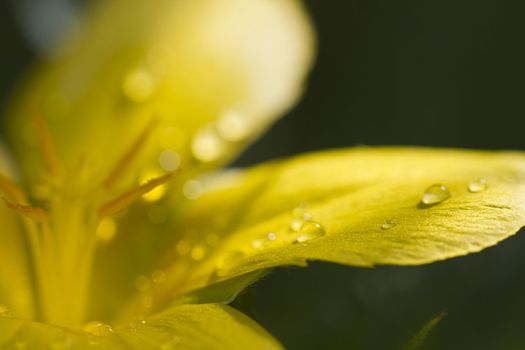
left=295, top=221, right=325, bottom=243
left=83, top=322, right=114, bottom=336
left=121, top=68, right=156, bottom=103
left=159, top=149, right=181, bottom=172
left=140, top=319, right=147, bottom=325
left=421, top=184, right=450, bottom=205
left=468, top=178, right=487, bottom=193
left=267, top=232, right=277, bottom=241
left=381, top=219, right=397, bottom=230
left=289, top=219, right=304, bottom=232
left=96, top=218, right=117, bottom=242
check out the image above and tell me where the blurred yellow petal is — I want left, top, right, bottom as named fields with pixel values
left=0, top=303, right=283, bottom=350
left=123, top=148, right=525, bottom=315
left=6, top=0, right=315, bottom=193
left=0, top=143, right=34, bottom=319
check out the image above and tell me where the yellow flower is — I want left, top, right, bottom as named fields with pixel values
left=1, top=0, right=525, bottom=348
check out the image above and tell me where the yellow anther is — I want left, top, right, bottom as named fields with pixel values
left=3, top=198, right=50, bottom=223
left=99, top=172, right=175, bottom=217
left=0, top=173, right=27, bottom=203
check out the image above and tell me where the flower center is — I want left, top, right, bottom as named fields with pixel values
left=0, top=115, right=171, bottom=326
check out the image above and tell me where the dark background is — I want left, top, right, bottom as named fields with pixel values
left=2, top=1, right=525, bottom=349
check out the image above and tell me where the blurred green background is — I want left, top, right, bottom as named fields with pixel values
left=2, top=0, right=525, bottom=349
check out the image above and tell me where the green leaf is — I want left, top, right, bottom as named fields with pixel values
left=152, top=147, right=525, bottom=301
left=0, top=304, right=283, bottom=349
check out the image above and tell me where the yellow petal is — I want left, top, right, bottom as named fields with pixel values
left=128, top=147, right=525, bottom=313
left=6, top=0, right=315, bottom=191
left=0, top=143, right=34, bottom=319
left=0, top=304, right=283, bottom=350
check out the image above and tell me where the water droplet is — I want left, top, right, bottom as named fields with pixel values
left=135, top=275, right=151, bottom=292
left=295, top=221, right=325, bottom=243
left=421, top=184, right=450, bottom=205
left=159, top=149, right=181, bottom=171
left=190, top=245, right=207, bottom=261
left=121, top=68, right=157, bottom=103
left=152, top=270, right=166, bottom=284
left=381, top=219, right=397, bottom=230
left=83, top=322, right=114, bottom=336
left=216, top=110, right=250, bottom=142
left=267, top=232, right=277, bottom=241
left=148, top=204, right=168, bottom=224
left=140, top=319, right=147, bottom=325
left=96, top=218, right=117, bottom=242
left=183, top=180, right=204, bottom=200
left=0, top=305, right=11, bottom=317
left=175, top=240, right=191, bottom=255
left=290, top=219, right=304, bottom=232
left=191, top=126, right=227, bottom=162
left=468, top=178, right=487, bottom=193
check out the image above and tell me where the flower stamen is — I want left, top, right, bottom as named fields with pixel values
left=34, top=110, right=61, bottom=177
left=103, top=116, right=159, bottom=189
left=2, top=198, right=50, bottom=223
left=99, top=172, right=175, bottom=217
left=0, top=173, right=27, bottom=203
